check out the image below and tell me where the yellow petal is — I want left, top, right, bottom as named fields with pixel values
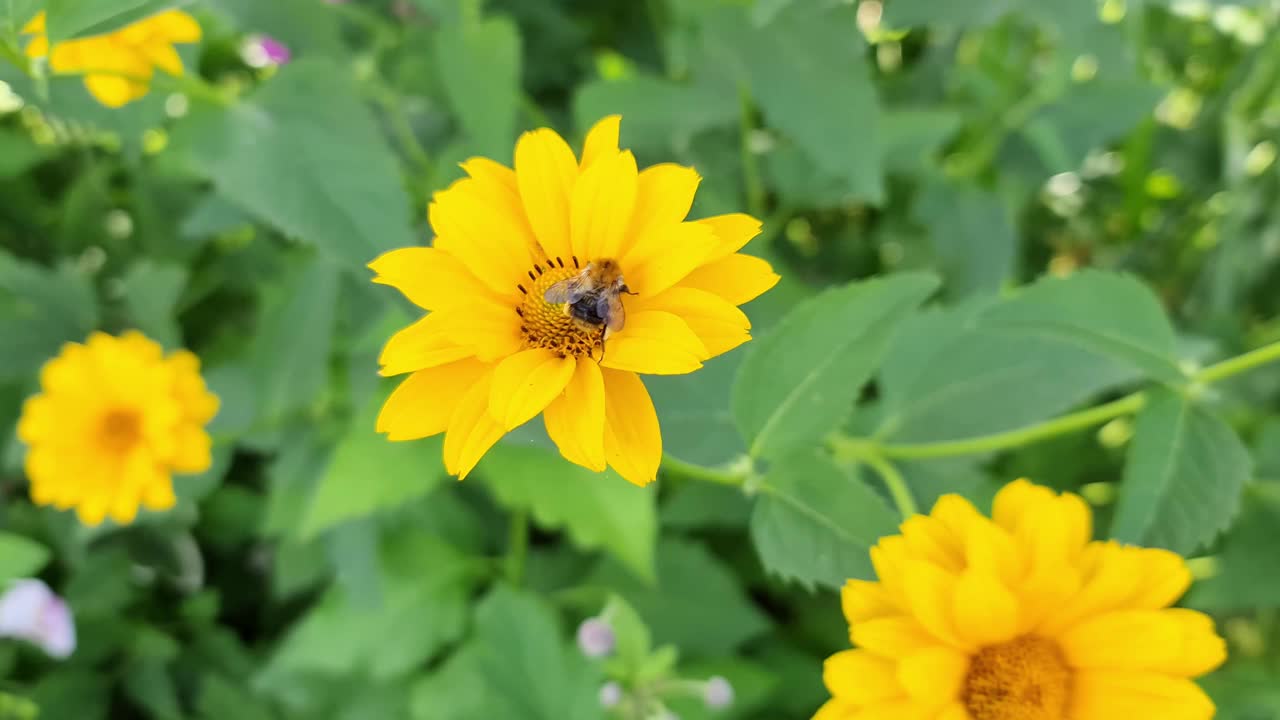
left=377, top=358, right=490, bottom=440
left=952, top=569, right=1019, bottom=647
left=430, top=180, right=536, bottom=298
left=1037, top=542, right=1144, bottom=636
left=1128, top=548, right=1193, bottom=610
left=848, top=700, right=932, bottom=720
left=378, top=314, right=476, bottom=377
left=902, top=560, right=963, bottom=647
left=896, top=646, right=967, bottom=707
left=1059, top=610, right=1183, bottom=671
left=488, top=348, right=575, bottom=430
left=85, top=74, right=147, bottom=108
left=570, top=149, right=637, bottom=261
left=870, top=536, right=913, bottom=605
left=842, top=579, right=896, bottom=626
left=543, top=358, right=607, bottom=471
left=622, top=221, right=719, bottom=297
left=991, top=478, right=1050, bottom=532
left=22, top=12, right=46, bottom=34
left=168, top=425, right=212, bottom=473
left=579, top=115, right=620, bottom=169
left=634, top=286, right=751, bottom=358
left=599, top=310, right=708, bottom=376
left=601, top=369, right=660, bottom=486
left=622, top=163, right=701, bottom=259
left=141, top=476, right=177, bottom=511
left=150, top=10, right=202, bottom=43
left=515, top=128, right=578, bottom=262
left=24, top=34, right=48, bottom=59
left=698, top=213, right=763, bottom=260
left=459, top=157, right=545, bottom=261
left=678, top=252, right=780, bottom=306
left=850, top=616, right=937, bottom=657
left=1153, top=609, right=1226, bottom=677
left=368, top=246, right=496, bottom=312
left=823, top=650, right=902, bottom=704
left=900, top=515, right=965, bottom=573
left=1070, top=671, right=1215, bottom=720
left=813, top=699, right=856, bottom=720
left=442, top=370, right=505, bottom=479
left=141, top=42, right=183, bottom=76
left=935, top=703, right=972, bottom=720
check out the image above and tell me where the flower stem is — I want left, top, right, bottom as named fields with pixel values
left=860, top=450, right=918, bottom=518
left=661, top=454, right=749, bottom=487
left=1193, top=340, right=1280, bottom=384
left=505, top=510, right=528, bottom=586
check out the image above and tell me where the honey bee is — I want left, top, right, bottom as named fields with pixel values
left=543, top=259, right=635, bottom=344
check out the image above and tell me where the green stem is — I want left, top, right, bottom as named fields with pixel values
left=1193, top=341, right=1280, bottom=384
left=505, top=510, right=528, bottom=586
left=738, top=84, right=766, bottom=219
left=861, top=450, right=918, bottom=518
left=661, top=454, right=748, bottom=487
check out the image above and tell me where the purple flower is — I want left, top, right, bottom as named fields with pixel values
left=0, top=579, right=75, bottom=659
left=598, top=681, right=623, bottom=708
left=576, top=616, right=615, bottom=658
left=704, top=676, right=733, bottom=710
left=242, top=35, right=291, bottom=68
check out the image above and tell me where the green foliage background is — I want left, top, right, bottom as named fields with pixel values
left=1, top=0, right=1280, bottom=718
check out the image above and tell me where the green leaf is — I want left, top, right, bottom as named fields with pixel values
left=175, top=59, right=416, bottom=269
left=0, top=128, right=48, bottom=179
left=472, top=585, right=604, bottom=720
left=249, top=253, right=338, bottom=426
left=601, top=594, right=652, bottom=678
left=410, top=646, right=490, bottom=720
left=979, top=270, right=1186, bottom=385
left=702, top=2, right=882, bottom=201
left=209, top=0, right=344, bottom=57
left=1, top=0, right=41, bottom=30
left=880, top=109, right=963, bottom=174
left=44, top=0, right=186, bottom=42
left=914, top=180, right=1016, bottom=299
left=733, top=273, right=939, bottom=459
left=436, top=16, right=521, bottom=159
left=1111, top=388, right=1252, bottom=555
left=120, top=261, right=187, bottom=349
left=574, top=74, right=738, bottom=155
left=876, top=300, right=1142, bottom=443
left=264, top=529, right=474, bottom=682
left=751, top=452, right=900, bottom=589
left=479, top=444, right=657, bottom=582
left=298, top=385, right=448, bottom=539
left=0, top=252, right=98, bottom=381
left=0, top=532, right=50, bottom=583
left=588, top=538, right=770, bottom=659
left=1185, top=482, right=1280, bottom=610
left=882, top=0, right=1013, bottom=27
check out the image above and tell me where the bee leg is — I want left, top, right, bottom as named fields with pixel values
left=596, top=325, right=608, bottom=364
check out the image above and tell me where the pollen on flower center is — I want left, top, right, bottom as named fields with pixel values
left=962, top=635, right=1072, bottom=720
left=98, top=409, right=141, bottom=453
left=516, top=256, right=607, bottom=359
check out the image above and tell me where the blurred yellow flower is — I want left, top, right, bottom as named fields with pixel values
left=17, top=331, right=219, bottom=526
left=816, top=479, right=1226, bottom=720
left=370, top=115, right=779, bottom=484
left=22, top=10, right=201, bottom=108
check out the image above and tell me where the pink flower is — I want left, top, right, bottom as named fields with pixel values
left=242, top=35, right=291, bottom=68
left=0, top=579, right=75, bottom=659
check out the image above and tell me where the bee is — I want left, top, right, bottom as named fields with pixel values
left=543, top=259, right=636, bottom=346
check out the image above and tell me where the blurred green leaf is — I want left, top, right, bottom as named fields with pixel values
left=883, top=0, right=1013, bottom=27
left=702, top=2, right=882, bottom=201
left=574, top=74, right=737, bottom=155
left=249, top=253, right=338, bottom=425
left=120, top=261, right=187, bottom=349
left=914, top=180, right=1016, bottom=299
left=0, top=129, right=47, bottom=179
left=733, top=273, right=939, bottom=459
left=197, top=674, right=277, bottom=720
left=0, top=532, right=50, bottom=583
left=589, top=538, right=770, bottom=659
left=480, top=444, right=658, bottom=582
left=29, top=671, right=109, bottom=720
left=298, top=385, right=448, bottom=539
left=0, top=0, right=41, bottom=29
left=1111, top=388, right=1252, bottom=555
left=0, top=252, right=97, bottom=381
left=472, top=585, right=604, bottom=720
left=1202, top=660, right=1280, bottom=720
left=667, top=657, right=779, bottom=720
left=176, top=60, right=416, bottom=269
left=436, top=15, right=521, bottom=159
left=44, top=0, right=184, bottom=41
left=209, top=0, right=344, bottom=56
left=751, top=451, right=899, bottom=589
left=601, top=593, right=652, bottom=678
left=1186, top=482, right=1280, bottom=610
left=122, top=660, right=182, bottom=720
left=409, top=646, right=490, bottom=720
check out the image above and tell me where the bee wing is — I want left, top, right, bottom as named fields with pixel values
left=544, top=275, right=589, bottom=304
left=602, top=293, right=626, bottom=337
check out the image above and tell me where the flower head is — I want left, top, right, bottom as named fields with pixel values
left=370, top=116, right=778, bottom=484
left=816, top=479, right=1226, bottom=720
left=577, top=616, right=616, bottom=658
left=242, top=35, right=291, bottom=68
left=17, top=331, right=220, bottom=526
left=0, top=579, right=75, bottom=659
left=599, top=681, right=623, bottom=708
left=22, top=10, right=201, bottom=108
left=703, top=676, right=734, bottom=710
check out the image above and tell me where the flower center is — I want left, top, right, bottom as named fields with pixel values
left=98, top=409, right=141, bottom=453
left=516, top=256, right=608, bottom=359
left=962, top=635, right=1072, bottom=720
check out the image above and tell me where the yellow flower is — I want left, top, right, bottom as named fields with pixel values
left=17, top=331, right=220, bottom=527
left=816, top=479, right=1226, bottom=720
left=370, top=116, right=779, bottom=484
left=22, top=10, right=201, bottom=108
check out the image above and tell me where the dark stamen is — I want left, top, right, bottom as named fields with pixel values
left=527, top=270, right=537, bottom=281
left=516, top=308, right=524, bottom=317
left=534, top=264, right=544, bottom=275
left=572, top=256, right=580, bottom=268
left=556, top=257, right=565, bottom=268
left=517, top=283, right=527, bottom=294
